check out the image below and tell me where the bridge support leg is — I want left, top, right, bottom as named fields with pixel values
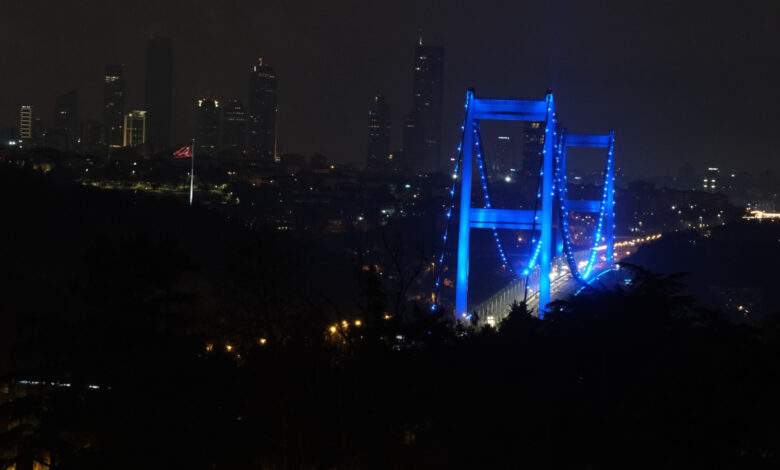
left=454, top=107, right=475, bottom=319
left=538, top=94, right=555, bottom=319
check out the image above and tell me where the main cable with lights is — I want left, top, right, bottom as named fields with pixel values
left=554, top=129, right=615, bottom=281
left=430, top=91, right=472, bottom=311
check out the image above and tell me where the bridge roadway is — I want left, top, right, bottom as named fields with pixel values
left=470, top=234, right=661, bottom=327
left=470, top=252, right=590, bottom=327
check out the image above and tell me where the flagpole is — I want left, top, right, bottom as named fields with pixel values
left=189, top=138, right=195, bottom=206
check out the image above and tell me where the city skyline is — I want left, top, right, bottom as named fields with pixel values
left=1, top=1, right=779, bottom=175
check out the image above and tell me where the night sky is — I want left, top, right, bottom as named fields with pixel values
left=2, top=0, right=779, bottom=175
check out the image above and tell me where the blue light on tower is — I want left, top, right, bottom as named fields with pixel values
left=431, top=91, right=473, bottom=311
left=450, top=90, right=555, bottom=319
left=430, top=89, right=616, bottom=320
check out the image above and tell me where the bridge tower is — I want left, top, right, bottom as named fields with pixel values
left=554, top=129, right=616, bottom=280
left=454, top=90, right=556, bottom=319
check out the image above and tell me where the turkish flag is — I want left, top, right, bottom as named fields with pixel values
left=173, top=145, right=193, bottom=159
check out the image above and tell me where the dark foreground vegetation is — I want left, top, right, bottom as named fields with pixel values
left=2, top=164, right=780, bottom=469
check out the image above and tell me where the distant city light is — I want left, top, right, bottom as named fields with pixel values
left=744, top=210, right=780, bottom=220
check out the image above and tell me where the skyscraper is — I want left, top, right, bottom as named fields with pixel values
left=703, top=167, right=720, bottom=193
left=145, top=37, right=173, bottom=149
left=220, top=99, right=248, bottom=154
left=401, top=113, right=419, bottom=174
left=80, top=120, right=104, bottom=148
left=195, top=98, right=220, bottom=156
left=677, top=163, right=697, bottom=191
left=494, top=135, right=513, bottom=173
left=522, top=121, right=544, bottom=180
left=248, top=58, right=277, bottom=159
left=410, top=36, right=443, bottom=172
left=104, top=64, right=125, bottom=148
left=19, top=106, right=33, bottom=141
left=55, top=91, right=78, bottom=149
left=366, top=94, right=391, bottom=169
left=0, top=126, right=14, bottom=144
left=124, top=110, right=147, bottom=147
left=32, top=118, right=44, bottom=144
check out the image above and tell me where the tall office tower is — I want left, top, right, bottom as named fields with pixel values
left=145, top=37, right=173, bottom=148
left=104, top=64, right=125, bottom=147
left=195, top=98, right=220, bottom=156
left=678, top=163, right=697, bottom=190
left=703, top=167, right=720, bottom=193
left=220, top=99, right=248, bottom=153
left=19, top=105, right=33, bottom=141
left=247, top=58, right=277, bottom=158
left=0, top=127, right=14, bottom=143
left=522, top=121, right=544, bottom=180
left=401, top=113, right=419, bottom=174
left=55, top=91, right=78, bottom=149
left=123, top=110, right=147, bottom=147
left=32, top=118, right=44, bottom=143
left=366, top=94, right=391, bottom=169
left=410, top=36, right=444, bottom=172
left=494, top=135, right=513, bottom=173
left=80, top=120, right=104, bottom=148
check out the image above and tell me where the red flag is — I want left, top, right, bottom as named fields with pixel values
left=173, top=145, right=193, bottom=159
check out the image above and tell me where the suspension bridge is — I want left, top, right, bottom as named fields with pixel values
left=431, top=89, right=617, bottom=321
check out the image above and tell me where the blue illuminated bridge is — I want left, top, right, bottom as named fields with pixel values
left=431, top=89, right=620, bottom=322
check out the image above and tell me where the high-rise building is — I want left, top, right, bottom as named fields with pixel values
left=494, top=135, right=514, bottom=173
left=410, top=36, right=444, bottom=172
left=80, top=120, right=104, bottom=148
left=124, top=110, right=147, bottom=147
left=145, top=37, right=173, bottom=148
left=195, top=98, right=220, bottom=156
left=220, top=99, right=248, bottom=154
left=0, top=126, right=14, bottom=143
left=19, top=105, right=33, bottom=141
left=55, top=91, right=78, bottom=149
left=677, top=163, right=697, bottom=191
left=367, top=94, right=391, bottom=169
left=32, top=118, right=44, bottom=142
left=104, top=64, right=125, bottom=148
left=401, top=113, right=419, bottom=173
left=703, top=167, right=720, bottom=193
left=522, top=121, right=544, bottom=180
left=45, top=129, right=70, bottom=151
left=248, top=58, right=277, bottom=159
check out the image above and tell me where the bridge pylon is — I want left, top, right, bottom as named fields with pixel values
left=443, top=89, right=617, bottom=321
left=454, top=89, right=557, bottom=319
left=554, top=129, right=616, bottom=280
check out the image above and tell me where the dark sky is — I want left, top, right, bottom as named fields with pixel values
left=2, top=0, right=779, bottom=175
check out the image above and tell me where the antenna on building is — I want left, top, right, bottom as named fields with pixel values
left=418, top=29, right=423, bottom=46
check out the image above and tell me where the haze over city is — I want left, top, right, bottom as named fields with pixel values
left=2, top=0, right=779, bottom=175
